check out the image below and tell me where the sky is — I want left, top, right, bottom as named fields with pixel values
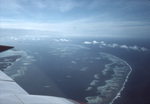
left=0, top=0, right=150, bottom=38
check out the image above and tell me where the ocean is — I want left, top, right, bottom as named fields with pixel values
left=1, top=36, right=150, bottom=104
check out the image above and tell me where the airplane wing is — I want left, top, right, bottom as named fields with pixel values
left=0, top=45, right=86, bottom=104
left=0, top=45, right=14, bottom=52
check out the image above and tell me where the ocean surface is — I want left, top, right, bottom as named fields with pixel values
left=0, top=36, right=150, bottom=104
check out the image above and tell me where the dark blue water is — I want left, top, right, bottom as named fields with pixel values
left=80, top=37, right=150, bottom=104
left=3, top=36, right=150, bottom=104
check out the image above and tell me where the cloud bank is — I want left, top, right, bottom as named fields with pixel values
left=83, top=40, right=149, bottom=52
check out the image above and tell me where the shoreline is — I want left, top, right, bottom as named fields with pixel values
left=85, top=52, right=132, bottom=104
left=109, top=55, right=132, bottom=104
left=2, top=50, right=27, bottom=74
left=1, top=50, right=132, bottom=104
left=0, top=55, right=22, bottom=71
left=3, top=50, right=36, bottom=79
left=0, top=50, right=27, bottom=71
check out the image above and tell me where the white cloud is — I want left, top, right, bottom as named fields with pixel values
left=119, top=45, right=149, bottom=52
left=108, top=43, right=119, bottom=48
left=60, top=39, right=70, bottom=42
left=100, top=41, right=107, bottom=46
left=83, top=40, right=149, bottom=52
left=93, top=41, right=99, bottom=44
left=53, top=39, right=70, bottom=42
left=103, top=42, right=148, bottom=52
left=1, top=17, right=150, bottom=37
left=129, top=45, right=139, bottom=51
left=83, top=41, right=99, bottom=45
left=83, top=41, right=92, bottom=44
left=120, top=45, right=128, bottom=49
left=0, top=20, right=58, bottom=31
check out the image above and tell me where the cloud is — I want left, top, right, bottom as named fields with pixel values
left=93, top=41, right=99, bottom=44
left=83, top=41, right=92, bottom=45
left=83, top=40, right=149, bottom=52
left=60, top=39, right=70, bottom=42
left=129, top=45, right=140, bottom=51
left=0, top=20, right=58, bottom=31
left=53, top=39, right=70, bottom=42
left=83, top=41, right=99, bottom=45
left=108, top=43, right=119, bottom=48
left=1, top=0, right=150, bottom=37
left=120, top=45, right=128, bottom=49
left=104, top=42, right=148, bottom=52
left=100, top=41, right=107, bottom=46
